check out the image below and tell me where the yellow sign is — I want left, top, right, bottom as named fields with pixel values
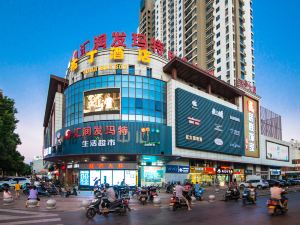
left=138, top=49, right=151, bottom=63
left=110, top=47, right=124, bottom=60
left=70, top=58, right=79, bottom=72
left=82, top=64, right=129, bottom=75
left=86, top=49, right=98, bottom=64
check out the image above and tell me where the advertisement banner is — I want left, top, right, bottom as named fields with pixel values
left=84, top=88, right=120, bottom=116
left=243, top=96, right=260, bottom=158
left=266, top=141, right=289, bottom=162
left=175, top=88, right=245, bottom=156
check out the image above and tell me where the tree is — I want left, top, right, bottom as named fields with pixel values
left=0, top=95, right=24, bottom=176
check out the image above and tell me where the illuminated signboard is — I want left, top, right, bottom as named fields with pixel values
left=83, top=88, right=120, bottom=116
left=244, top=96, right=259, bottom=158
left=69, top=32, right=190, bottom=73
left=45, top=122, right=172, bottom=157
left=266, top=141, right=289, bottom=162
left=175, top=88, right=245, bottom=156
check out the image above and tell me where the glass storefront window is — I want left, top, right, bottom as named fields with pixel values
left=101, top=170, right=112, bottom=186
left=125, top=170, right=136, bottom=186
left=113, top=170, right=125, bottom=185
left=90, top=170, right=101, bottom=186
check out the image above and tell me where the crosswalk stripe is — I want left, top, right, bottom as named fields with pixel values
left=0, top=218, right=61, bottom=225
left=0, top=213, right=58, bottom=220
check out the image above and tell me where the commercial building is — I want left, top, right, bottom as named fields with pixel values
left=43, top=32, right=292, bottom=190
left=139, top=0, right=255, bottom=87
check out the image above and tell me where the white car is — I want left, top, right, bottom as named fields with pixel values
left=239, top=179, right=269, bottom=189
left=0, top=177, right=31, bottom=188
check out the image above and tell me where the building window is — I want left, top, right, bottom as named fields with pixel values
left=216, top=15, right=220, bottom=21
left=217, top=41, right=220, bottom=46
left=226, top=62, right=230, bottom=69
left=217, top=58, right=221, bottom=64
left=217, top=49, right=221, bottom=55
left=216, top=7, right=220, bottom=13
left=216, top=32, right=220, bottom=38
left=217, top=67, right=221, bottom=72
left=147, top=67, right=152, bottom=77
left=136, top=98, right=143, bottom=109
left=129, top=65, right=135, bottom=75
left=216, top=23, right=220, bottom=29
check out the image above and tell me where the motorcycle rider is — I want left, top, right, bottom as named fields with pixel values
left=105, top=183, right=116, bottom=203
left=270, top=182, right=285, bottom=207
left=248, top=183, right=256, bottom=203
left=175, top=181, right=191, bottom=211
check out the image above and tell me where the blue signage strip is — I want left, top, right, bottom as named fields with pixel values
left=166, top=165, right=190, bottom=173
left=175, top=88, right=245, bottom=156
left=178, top=166, right=190, bottom=173
left=45, top=121, right=172, bottom=157
left=166, top=165, right=179, bottom=173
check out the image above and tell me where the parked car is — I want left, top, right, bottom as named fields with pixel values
left=278, top=179, right=291, bottom=186
left=0, top=177, right=31, bottom=188
left=291, top=179, right=300, bottom=184
left=0, top=177, right=15, bottom=187
left=266, top=179, right=283, bottom=187
left=286, top=179, right=299, bottom=185
left=239, top=179, right=269, bottom=189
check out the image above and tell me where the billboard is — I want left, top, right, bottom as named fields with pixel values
left=83, top=88, right=120, bottom=116
left=243, top=96, right=260, bottom=158
left=266, top=141, right=289, bottom=162
left=175, top=88, right=245, bottom=156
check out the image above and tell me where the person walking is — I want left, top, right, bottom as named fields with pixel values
left=3, top=187, right=13, bottom=200
left=15, top=181, right=21, bottom=199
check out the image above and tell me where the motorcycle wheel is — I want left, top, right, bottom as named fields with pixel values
left=172, top=204, right=177, bottom=211
left=242, top=199, right=247, bottom=205
left=86, top=208, right=96, bottom=219
left=119, top=207, right=127, bottom=216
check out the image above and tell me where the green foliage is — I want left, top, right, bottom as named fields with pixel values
left=0, top=95, right=29, bottom=176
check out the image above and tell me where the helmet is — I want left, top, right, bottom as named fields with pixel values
left=105, top=183, right=109, bottom=188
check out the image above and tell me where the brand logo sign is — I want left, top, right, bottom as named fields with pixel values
left=187, top=117, right=200, bottom=126
left=230, top=128, right=240, bottom=136
left=192, top=100, right=198, bottom=109
left=212, top=108, right=223, bottom=119
left=214, top=138, right=224, bottom=146
left=214, top=124, right=223, bottom=132
left=230, top=115, right=240, bottom=122
left=230, top=143, right=241, bottom=148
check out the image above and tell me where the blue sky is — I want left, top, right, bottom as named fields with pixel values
left=0, top=0, right=299, bottom=162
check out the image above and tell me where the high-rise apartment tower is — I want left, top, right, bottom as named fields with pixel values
left=139, top=0, right=255, bottom=87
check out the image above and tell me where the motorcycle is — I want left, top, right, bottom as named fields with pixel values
left=65, top=187, right=78, bottom=198
left=242, top=188, right=256, bottom=205
left=138, top=188, right=148, bottom=205
left=224, top=188, right=240, bottom=201
left=194, top=188, right=205, bottom=201
left=267, top=192, right=288, bottom=215
left=148, top=186, right=158, bottom=202
left=169, top=191, right=191, bottom=211
left=166, top=184, right=175, bottom=194
left=86, top=192, right=130, bottom=219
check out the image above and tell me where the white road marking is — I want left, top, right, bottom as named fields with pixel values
left=0, top=208, right=61, bottom=225
left=0, top=218, right=61, bottom=225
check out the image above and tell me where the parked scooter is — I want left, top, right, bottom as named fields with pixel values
left=267, top=192, right=288, bottom=215
left=224, top=187, right=240, bottom=201
left=242, top=187, right=256, bottom=205
left=86, top=192, right=130, bottom=219
left=138, top=188, right=148, bottom=205
left=65, top=186, right=77, bottom=198
left=148, top=186, right=158, bottom=202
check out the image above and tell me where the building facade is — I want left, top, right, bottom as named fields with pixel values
left=139, top=0, right=255, bottom=87
left=43, top=32, right=292, bottom=190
